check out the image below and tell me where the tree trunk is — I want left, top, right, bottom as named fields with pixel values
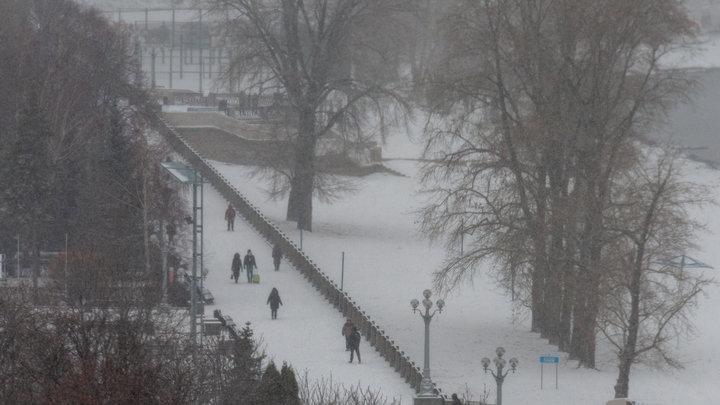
left=579, top=270, right=598, bottom=369
left=569, top=281, right=586, bottom=361
left=572, top=211, right=601, bottom=369
left=558, top=240, right=575, bottom=352
left=286, top=109, right=316, bottom=231
left=531, top=265, right=544, bottom=333
left=544, top=229, right=563, bottom=345
left=544, top=148, right=569, bottom=345
left=615, top=242, right=644, bottom=397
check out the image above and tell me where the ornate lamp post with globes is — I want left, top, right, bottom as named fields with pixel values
left=411, top=289, right=445, bottom=405
left=481, top=347, right=519, bottom=405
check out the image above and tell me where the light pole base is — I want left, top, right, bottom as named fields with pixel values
left=414, top=396, right=444, bottom=405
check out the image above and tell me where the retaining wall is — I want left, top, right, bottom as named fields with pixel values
left=154, top=115, right=442, bottom=397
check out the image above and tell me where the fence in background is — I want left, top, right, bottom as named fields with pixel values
left=154, top=114, right=443, bottom=397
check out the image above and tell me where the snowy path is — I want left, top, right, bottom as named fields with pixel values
left=196, top=179, right=417, bottom=403
left=188, top=125, right=720, bottom=405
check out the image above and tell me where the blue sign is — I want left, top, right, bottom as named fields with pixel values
left=540, top=356, right=559, bottom=363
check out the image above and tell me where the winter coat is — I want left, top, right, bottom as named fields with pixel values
left=342, top=321, right=354, bottom=337
left=231, top=254, right=241, bottom=274
left=267, top=288, right=283, bottom=310
left=244, top=253, right=257, bottom=269
left=272, top=244, right=282, bottom=260
left=225, top=205, right=236, bottom=221
left=348, top=327, right=361, bottom=350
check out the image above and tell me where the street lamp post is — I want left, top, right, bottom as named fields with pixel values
left=411, top=289, right=445, bottom=399
left=481, top=347, right=519, bottom=405
left=159, top=161, right=206, bottom=346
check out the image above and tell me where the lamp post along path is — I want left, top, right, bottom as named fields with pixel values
left=159, top=161, right=206, bottom=347
left=482, top=347, right=519, bottom=405
left=411, top=289, right=445, bottom=404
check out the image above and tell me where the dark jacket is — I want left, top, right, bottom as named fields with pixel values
left=348, top=327, right=361, bottom=350
left=231, top=254, right=241, bottom=274
left=267, top=288, right=283, bottom=310
left=272, top=244, right=282, bottom=260
left=244, top=253, right=257, bottom=269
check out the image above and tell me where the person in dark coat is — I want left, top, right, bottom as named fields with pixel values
left=231, top=252, right=241, bottom=283
left=348, top=326, right=361, bottom=363
left=341, top=318, right=354, bottom=351
left=451, top=394, right=462, bottom=405
left=225, top=204, right=236, bottom=231
left=272, top=243, right=282, bottom=271
left=267, top=287, right=283, bottom=319
left=244, top=249, right=257, bottom=283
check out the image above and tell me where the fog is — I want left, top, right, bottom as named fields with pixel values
left=653, top=68, right=720, bottom=166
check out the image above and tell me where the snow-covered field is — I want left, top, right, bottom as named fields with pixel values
left=190, top=128, right=720, bottom=405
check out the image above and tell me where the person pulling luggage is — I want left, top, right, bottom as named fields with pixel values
left=244, top=249, right=257, bottom=283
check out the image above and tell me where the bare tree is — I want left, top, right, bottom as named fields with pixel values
left=0, top=283, right=218, bottom=405
left=195, top=0, right=412, bottom=230
left=297, top=371, right=400, bottom=405
left=419, top=0, right=698, bottom=369
left=597, top=149, right=714, bottom=398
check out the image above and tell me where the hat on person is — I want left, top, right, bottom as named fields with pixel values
left=347, top=318, right=352, bottom=322
left=248, top=249, right=252, bottom=253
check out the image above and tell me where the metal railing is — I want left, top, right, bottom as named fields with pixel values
left=154, top=114, right=442, bottom=396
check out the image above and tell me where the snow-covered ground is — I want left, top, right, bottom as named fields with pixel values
left=190, top=127, right=720, bottom=405
left=82, top=2, right=720, bottom=402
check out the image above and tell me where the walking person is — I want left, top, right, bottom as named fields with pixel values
left=348, top=326, right=361, bottom=364
left=266, top=287, right=283, bottom=319
left=342, top=318, right=354, bottom=351
left=244, top=249, right=257, bottom=283
left=231, top=252, right=241, bottom=283
left=225, top=204, right=236, bottom=231
left=272, top=243, right=282, bottom=271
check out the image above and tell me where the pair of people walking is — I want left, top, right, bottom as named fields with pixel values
left=230, top=250, right=258, bottom=283
left=342, top=318, right=361, bottom=363
left=243, top=249, right=257, bottom=283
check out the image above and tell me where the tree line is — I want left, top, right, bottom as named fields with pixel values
left=0, top=1, right=404, bottom=404
left=0, top=0, right=188, bottom=297
left=416, top=0, right=714, bottom=399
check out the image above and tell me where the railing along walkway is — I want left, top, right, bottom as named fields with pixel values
left=153, top=114, right=443, bottom=397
